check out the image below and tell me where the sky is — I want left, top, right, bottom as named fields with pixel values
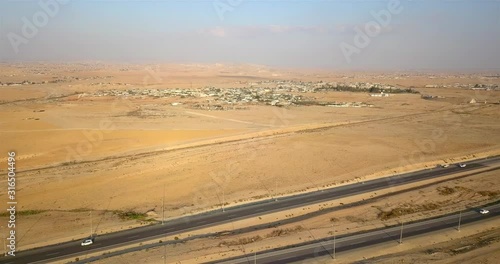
left=0, top=0, right=499, bottom=70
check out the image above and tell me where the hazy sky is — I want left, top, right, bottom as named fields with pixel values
left=0, top=0, right=499, bottom=70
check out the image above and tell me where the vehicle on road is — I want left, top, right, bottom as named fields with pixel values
left=479, top=209, right=490, bottom=214
left=458, top=163, right=466, bottom=168
left=81, top=238, right=94, bottom=246
left=441, top=164, right=449, bottom=168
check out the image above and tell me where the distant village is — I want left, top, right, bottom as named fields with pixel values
left=424, top=83, right=498, bottom=89
left=2, top=75, right=498, bottom=110
left=79, top=81, right=419, bottom=110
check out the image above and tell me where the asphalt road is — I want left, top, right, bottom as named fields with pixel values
left=216, top=204, right=500, bottom=264
left=1, top=156, right=499, bottom=264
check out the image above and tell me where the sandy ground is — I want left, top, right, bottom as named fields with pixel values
left=83, top=164, right=500, bottom=264
left=86, top=220, right=500, bottom=264
left=310, top=220, right=500, bottom=264
left=0, top=63, right=499, bottom=255
left=304, top=220, right=500, bottom=264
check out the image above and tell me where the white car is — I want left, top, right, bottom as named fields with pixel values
left=458, top=163, right=466, bottom=168
left=81, top=238, right=94, bottom=246
left=479, top=209, right=489, bottom=214
left=441, top=164, right=449, bottom=168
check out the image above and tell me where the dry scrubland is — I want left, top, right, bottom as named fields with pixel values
left=89, top=165, right=500, bottom=263
left=0, top=64, right=499, bottom=259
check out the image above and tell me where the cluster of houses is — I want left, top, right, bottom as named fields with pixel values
left=84, top=82, right=384, bottom=110
left=78, top=78, right=424, bottom=110
left=425, top=83, right=498, bottom=90
left=233, top=79, right=401, bottom=92
left=87, top=87, right=305, bottom=107
left=0, top=75, right=115, bottom=87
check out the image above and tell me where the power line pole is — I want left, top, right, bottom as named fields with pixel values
left=163, top=242, right=166, bottom=264
left=163, top=219, right=167, bottom=264
left=222, top=189, right=225, bottom=212
left=3, top=233, right=6, bottom=256
left=162, top=184, right=165, bottom=225
left=275, top=178, right=278, bottom=201
left=399, top=220, right=404, bottom=244
left=90, top=210, right=93, bottom=238
left=457, top=211, right=462, bottom=232
left=333, top=225, right=336, bottom=260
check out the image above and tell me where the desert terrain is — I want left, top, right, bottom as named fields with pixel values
left=0, top=63, right=499, bottom=262
left=86, top=165, right=500, bottom=264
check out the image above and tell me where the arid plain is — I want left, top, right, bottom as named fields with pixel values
left=0, top=63, right=499, bottom=262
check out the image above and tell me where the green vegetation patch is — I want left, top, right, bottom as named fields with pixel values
left=0, top=210, right=46, bottom=217
left=113, top=210, right=148, bottom=221
left=68, top=208, right=91, bottom=213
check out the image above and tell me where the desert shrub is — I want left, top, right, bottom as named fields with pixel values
left=437, top=186, right=456, bottom=195
left=219, top=235, right=262, bottom=246
left=477, top=190, right=500, bottom=198
left=114, top=210, right=147, bottom=221
left=266, top=225, right=304, bottom=238
left=378, top=202, right=440, bottom=220
left=0, top=210, right=45, bottom=217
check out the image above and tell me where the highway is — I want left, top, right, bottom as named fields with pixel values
left=215, top=203, right=500, bottom=264
left=1, top=156, right=499, bottom=264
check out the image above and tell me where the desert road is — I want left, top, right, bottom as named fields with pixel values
left=215, top=203, right=500, bottom=264
left=1, top=156, right=499, bottom=264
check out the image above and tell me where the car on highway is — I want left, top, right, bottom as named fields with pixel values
left=479, top=209, right=489, bottom=214
left=458, top=163, right=466, bottom=168
left=81, top=238, right=94, bottom=246
left=440, top=164, right=449, bottom=168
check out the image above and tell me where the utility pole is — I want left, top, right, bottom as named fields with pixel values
left=163, top=243, right=166, bottom=264
left=399, top=220, right=404, bottom=244
left=162, top=184, right=165, bottom=225
left=275, top=178, right=278, bottom=201
left=333, top=225, right=336, bottom=260
left=457, top=211, right=462, bottom=232
left=163, top=218, right=167, bottom=264
left=3, top=232, right=6, bottom=257
left=222, top=189, right=225, bottom=212
left=90, top=210, right=93, bottom=238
